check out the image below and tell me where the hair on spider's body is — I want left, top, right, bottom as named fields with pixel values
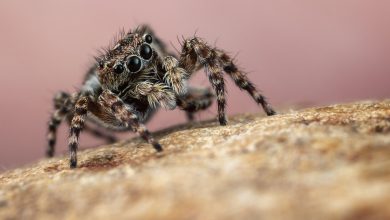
left=46, top=25, right=276, bottom=168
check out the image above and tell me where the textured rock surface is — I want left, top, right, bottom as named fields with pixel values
left=1, top=100, right=390, bottom=220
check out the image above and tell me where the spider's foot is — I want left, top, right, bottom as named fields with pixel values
left=153, top=143, right=163, bottom=152
left=262, top=103, right=277, bottom=116
left=266, top=108, right=277, bottom=116
left=70, top=158, right=77, bottom=169
left=219, top=116, right=228, bottom=126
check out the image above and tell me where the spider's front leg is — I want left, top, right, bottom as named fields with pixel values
left=178, top=38, right=228, bottom=125
left=217, top=50, right=276, bottom=116
left=99, top=90, right=163, bottom=152
left=178, top=37, right=276, bottom=125
left=160, top=56, right=215, bottom=121
left=68, top=94, right=90, bottom=168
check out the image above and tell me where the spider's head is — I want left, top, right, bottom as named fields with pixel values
left=95, top=28, right=156, bottom=91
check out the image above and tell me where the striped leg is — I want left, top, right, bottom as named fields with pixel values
left=66, top=118, right=117, bottom=144
left=179, top=37, right=227, bottom=125
left=208, top=65, right=227, bottom=125
left=46, top=92, right=71, bottom=157
left=218, top=51, right=276, bottom=116
left=68, top=95, right=89, bottom=168
left=177, top=87, right=214, bottom=121
left=178, top=37, right=276, bottom=125
left=47, top=109, right=66, bottom=157
left=99, top=90, right=162, bottom=152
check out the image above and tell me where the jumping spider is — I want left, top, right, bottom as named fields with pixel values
left=46, top=25, right=276, bottom=168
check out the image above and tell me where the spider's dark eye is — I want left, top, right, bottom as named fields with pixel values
left=140, top=44, right=153, bottom=60
left=113, top=64, right=124, bottom=74
left=144, top=34, right=153, bottom=44
left=126, top=56, right=142, bottom=73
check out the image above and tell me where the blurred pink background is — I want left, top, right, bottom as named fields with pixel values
left=0, top=0, right=389, bottom=169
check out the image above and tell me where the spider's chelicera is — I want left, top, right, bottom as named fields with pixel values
left=46, top=25, right=276, bottom=168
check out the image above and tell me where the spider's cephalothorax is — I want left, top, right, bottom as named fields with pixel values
left=46, top=25, right=276, bottom=168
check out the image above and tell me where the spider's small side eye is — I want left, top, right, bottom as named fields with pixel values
left=126, top=56, right=142, bottom=73
left=144, top=34, right=153, bottom=44
left=140, top=44, right=153, bottom=60
left=113, top=64, right=124, bottom=74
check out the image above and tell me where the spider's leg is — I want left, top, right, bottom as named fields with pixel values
left=65, top=108, right=117, bottom=144
left=68, top=95, right=90, bottom=168
left=178, top=37, right=227, bottom=125
left=99, top=90, right=163, bottom=152
left=46, top=91, right=71, bottom=157
left=208, top=67, right=227, bottom=125
left=47, top=110, right=65, bottom=157
left=177, top=37, right=276, bottom=125
left=177, top=87, right=214, bottom=122
left=186, top=112, right=195, bottom=122
left=217, top=50, right=276, bottom=116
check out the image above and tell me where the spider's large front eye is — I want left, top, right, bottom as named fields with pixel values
left=144, top=34, right=153, bottom=44
left=113, top=64, right=124, bottom=74
left=126, top=56, right=142, bottom=73
left=140, top=44, right=153, bottom=60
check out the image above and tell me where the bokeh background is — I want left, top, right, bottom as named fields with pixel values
left=0, top=0, right=389, bottom=169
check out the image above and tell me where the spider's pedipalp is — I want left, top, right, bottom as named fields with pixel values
left=161, top=56, right=188, bottom=95
left=125, top=81, right=176, bottom=109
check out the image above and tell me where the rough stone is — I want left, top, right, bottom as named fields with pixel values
left=1, top=100, right=390, bottom=220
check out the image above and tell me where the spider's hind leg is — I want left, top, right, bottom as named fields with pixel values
left=46, top=91, right=71, bottom=157
left=177, top=87, right=214, bottom=122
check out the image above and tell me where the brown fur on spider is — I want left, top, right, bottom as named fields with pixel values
left=46, top=25, right=276, bottom=168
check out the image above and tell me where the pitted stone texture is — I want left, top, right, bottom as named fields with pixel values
left=1, top=100, right=390, bottom=220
